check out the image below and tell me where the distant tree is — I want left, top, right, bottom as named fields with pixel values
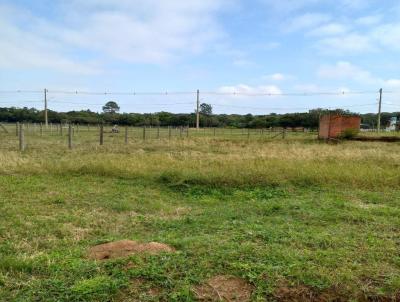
left=200, top=103, right=213, bottom=116
left=102, top=101, right=120, bottom=114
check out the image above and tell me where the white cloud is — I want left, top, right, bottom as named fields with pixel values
left=355, top=15, right=382, bottom=26
left=59, top=0, right=226, bottom=64
left=307, top=14, right=400, bottom=55
left=0, top=0, right=228, bottom=72
left=293, top=84, right=321, bottom=93
left=0, top=6, right=101, bottom=74
left=386, top=79, right=400, bottom=89
left=285, top=13, right=331, bottom=32
left=317, top=61, right=374, bottom=82
left=314, top=23, right=400, bottom=55
left=232, top=59, right=255, bottom=67
left=307, top=23, right=348, bottom=36
left=218, top=84, right=282, bottom=95
left=371, top=23, right=400, bottom=50
left=316, top=34, right=374, bottom=55
left=317, top=61, right=400, bottom=89
left=260, top=0, right=326, bottom=15
left=263, top=73, right=287, bottom=81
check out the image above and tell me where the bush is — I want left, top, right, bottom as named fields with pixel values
left=340, top=128, right=359, bottom=139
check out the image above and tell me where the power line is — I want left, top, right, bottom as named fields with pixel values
left=202, top=91, right=381, bottom=96
left=0, top=90, right=43, bottom=94
left=211, top=102, right=378, bottom=111
left=49, top=100, right=194, bottom=106
left=0, top=89, right=390, bottom=96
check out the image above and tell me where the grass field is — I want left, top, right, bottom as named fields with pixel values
left=0, top=125, right=399, bottom=301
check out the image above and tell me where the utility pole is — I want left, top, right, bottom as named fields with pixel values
left=196, top=89, right=200, bottom=130
left=44, top=88, right=48, bottom=127
left=377, top=88, right=383, bottom=133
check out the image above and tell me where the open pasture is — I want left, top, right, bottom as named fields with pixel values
left=0, top=126, right=399, bottom=301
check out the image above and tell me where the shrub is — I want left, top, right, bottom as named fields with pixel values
left=340, top=128, right=359, bottom=139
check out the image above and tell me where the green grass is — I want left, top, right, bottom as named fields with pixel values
left=0, top=127, right=399, bottom=301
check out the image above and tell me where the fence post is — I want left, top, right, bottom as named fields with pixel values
left=187, top=127, right=189, bottom=138
left=16, top=122, right=19, bottom=137
left=60, top=123, right=63, bottom=136
left=180, top=126, right=183, bottom=138
left=168, top=126, right=171, bottom=140
left=68, top=124, right=73, bottom=149
left=282, top=128, right=286, bottom=139
left=157, top=126, right=160, bottom=139
left=143, top=126, right=146, bottom=141
left=247, top=128, right=250, bottom=140
left=213, top=128, right=216, bottom=137
left=125, top=126, right=128, bottom=144
left=19, top=123, right=25, bottom=151
left=100, top=124, right=104, bottom=145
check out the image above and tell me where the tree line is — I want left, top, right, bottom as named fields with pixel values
left=0, top=104, right=397, bottom=129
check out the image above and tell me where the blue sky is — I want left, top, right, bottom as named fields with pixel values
left=1, top=0, right=400, bottom=114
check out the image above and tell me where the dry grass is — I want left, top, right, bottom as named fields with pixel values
left=0, top=134, right=399, bottom=189
left=0, top=129, right=399, bottom=301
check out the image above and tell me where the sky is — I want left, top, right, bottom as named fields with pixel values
left=1, top=0, right=400, bottom=114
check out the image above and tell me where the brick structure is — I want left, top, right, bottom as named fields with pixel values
left=319, top=114, right=361, bottom=139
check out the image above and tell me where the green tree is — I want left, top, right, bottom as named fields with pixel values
left=200, top=103, right=213, bottom=115
left=102, top=101, right=120, bottom=114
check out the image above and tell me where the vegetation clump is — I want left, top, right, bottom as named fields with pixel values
left=0, top=129, right=399, bottom=301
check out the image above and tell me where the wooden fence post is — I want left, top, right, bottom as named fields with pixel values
left=100, top=124, right=104, bottom=145
left=282, top=128, right=286, bottom=139
left=60, top=123, right=63, bottom=136
left=68, top=124, right=73, bottom=149
left=125, top=127, right=128, bottom=144
left=187, top=127, right=189, bottom=138
left=143, top=126, right=146, bottom=141
left=157, top=126, right=160, bottom=139
left=247, top=128, right=250, bottom=140
left=16, top=122, right=19, bottom=137
left=168, top=126, right=171, bottom=140
left=19, top=123, right=25, bottom=151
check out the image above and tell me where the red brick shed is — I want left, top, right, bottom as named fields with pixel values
left=319, top=114, right=361, bottom=139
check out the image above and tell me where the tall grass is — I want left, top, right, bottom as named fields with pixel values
left=0, top=135, right=399, bottom=189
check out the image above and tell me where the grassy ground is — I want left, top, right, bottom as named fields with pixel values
left=0, top=127, right=399, bottom=301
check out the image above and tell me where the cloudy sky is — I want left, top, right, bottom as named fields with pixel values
left=1, top=0, right=400, bottom=114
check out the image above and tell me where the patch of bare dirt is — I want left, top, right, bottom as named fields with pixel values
left=193, top=275, right=253, bottom=301
left=272, top=282, right=349, bottom=302
left=87, top=240, right=175, bottom=260
left=272, top=280, right=400, bottom=302
left=114, top=278, right=164, bottom=302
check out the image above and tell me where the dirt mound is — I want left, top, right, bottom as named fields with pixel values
left=273, top=283, right=400, bottom=302
left=88, top=240, right=175, bottom=260
left=114, top=278, right=163, bottom=301
left=273, top=283, right=348, bottom=302
left=193, top=275, right=253, bottom=301
left=274, top=285, right=322, bottom=302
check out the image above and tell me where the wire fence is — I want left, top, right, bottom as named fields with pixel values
left=0, top=122, right=321, bottom=151
left=0, top=88, right=395, bottom=115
